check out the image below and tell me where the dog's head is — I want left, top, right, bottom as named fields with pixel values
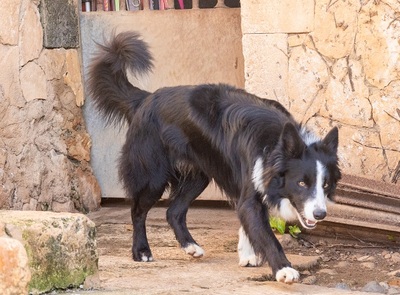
left=253, top=123, right=341, bottom=229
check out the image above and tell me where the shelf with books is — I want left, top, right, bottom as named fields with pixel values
left=81, top=0, right=239, bottom=11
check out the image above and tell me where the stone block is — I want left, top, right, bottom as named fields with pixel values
left=242, top=33, right=289, bottom=106
left=19, top=0, right=43, bottom=66
left=288, top=44, right=329, bottom=123
left=64, top=50, right=85, bottom=106
left=0, top=45, right=20, bottom=102
left=0, top=1, right=20, bottom=45
left=40, top=0, right=79, bottom=48
left=0, top=236, right=31, bottom=295
left=356, top=1, right=400, bottom=89
left=38, top=49, right=67, bottom=81
left=369, top=82, right=400, bottom=151
left=20, top=61, right=47, bottom=102
left=311, top=0, right=359, bottom=59
left=319, top=58, right=373, bottom=128
left=0, top=211, right=99, bottom=294
left=241, top=0, right=314, bottom=34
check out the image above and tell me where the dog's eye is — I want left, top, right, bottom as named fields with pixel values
left=298, top=181, right=307, bottom=188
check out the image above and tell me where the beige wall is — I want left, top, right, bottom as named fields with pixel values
left=80, top=9, right=244, bottom=200
left=241, top=0, right=400, bottom=184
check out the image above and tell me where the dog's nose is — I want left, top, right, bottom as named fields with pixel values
left=313, top=209, right=326, bottom=220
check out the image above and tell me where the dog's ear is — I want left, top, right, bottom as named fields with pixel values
left=322, top=127, right=339, bottom=154
left=280, top=123, right=305, bottom=158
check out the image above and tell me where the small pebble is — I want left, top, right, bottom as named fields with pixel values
left=388, top=278, right=400, bottom=287
left=361, top=281, right=386, bottom=294
left=361, top=262, right=376, bottom=270
left=392, top=253, right=400, bottom=264
left=387, top=287, right=400, bottom=295
left=357, top=255, right=370, bottom=262
left=302, top=275, right=317, bottom=285
left=318, top=268, right=338, bottom=276
left=335, top=261, right=350, bottom=268
left=335, top=282, right=351, bottom=290
left=388, top=269, right=400, bottom=277
left=321, top=255, right=331, bottom=262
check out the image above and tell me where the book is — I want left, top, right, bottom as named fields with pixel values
left=103, top=0, right=110, bottom=11
left=159, top=0, right=169, bottom=9
left=149, top=0, right=159, bottom=10
left=127, top=0, right=142, bottom=10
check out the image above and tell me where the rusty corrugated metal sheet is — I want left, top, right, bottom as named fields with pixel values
left=306, top=174, right=400, bottom=244
left=335, top=174, right=400, bottom=215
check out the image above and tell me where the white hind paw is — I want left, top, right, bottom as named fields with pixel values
left=238, top=226, right=262, bottom=267
left=276, top=267, right=299, bottom=284
left=141, top=254, right=153, bottom=262
left=184, top=243, right=205, bottom=258
left=238, top=254, right=262, bottom=267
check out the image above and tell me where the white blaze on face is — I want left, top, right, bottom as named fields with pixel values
left=303, top=160, right=327, bottom=222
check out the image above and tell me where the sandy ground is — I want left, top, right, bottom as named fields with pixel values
left=58, top=205, right=388, bottom=295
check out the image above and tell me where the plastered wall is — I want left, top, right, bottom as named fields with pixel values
left=80, top=9, right=244, bottom=199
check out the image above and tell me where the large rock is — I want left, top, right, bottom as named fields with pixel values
left=0, top=235, right=31, bottom=295
left=0, top=211, right=99, bottom=294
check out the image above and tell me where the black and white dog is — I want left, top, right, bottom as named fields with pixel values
left=87, top=31, right=341, bottom=284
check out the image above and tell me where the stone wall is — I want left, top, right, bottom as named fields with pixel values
left=0, top=0, right=101, bottom=212
left=241, top=0, right=400, bottom=184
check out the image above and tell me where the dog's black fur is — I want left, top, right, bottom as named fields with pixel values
left=87, top=31, right=341, bottom=283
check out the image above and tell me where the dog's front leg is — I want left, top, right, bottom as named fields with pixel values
left=237, top=195, right=299, bottom=284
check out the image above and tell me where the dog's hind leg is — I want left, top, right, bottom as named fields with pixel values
left=130, top=185, right=165, bottom=262
left=120, top=126, right=170, bottom=262
left=166, top=172, right=209, bottom=258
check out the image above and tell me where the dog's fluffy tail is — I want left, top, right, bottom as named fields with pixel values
left=87, top=31, right=154, bottom=125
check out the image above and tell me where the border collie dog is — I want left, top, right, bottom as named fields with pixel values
left=88, top=31, right=341, bottom=284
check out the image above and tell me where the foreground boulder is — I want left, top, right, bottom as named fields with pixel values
left=0, top=211, right=98, bottom=294
left=0, top=235, right=31, bottom=295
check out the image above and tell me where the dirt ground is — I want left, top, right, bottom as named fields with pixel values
left=85, top=205, right=400, bottom=294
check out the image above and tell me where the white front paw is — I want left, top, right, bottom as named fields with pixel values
left=276, top=267, right=299, bottom=284
left=184, top=243, right=205, bottom=258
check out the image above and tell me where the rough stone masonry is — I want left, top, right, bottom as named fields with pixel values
left=0, top=0, right=101, bottom=211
